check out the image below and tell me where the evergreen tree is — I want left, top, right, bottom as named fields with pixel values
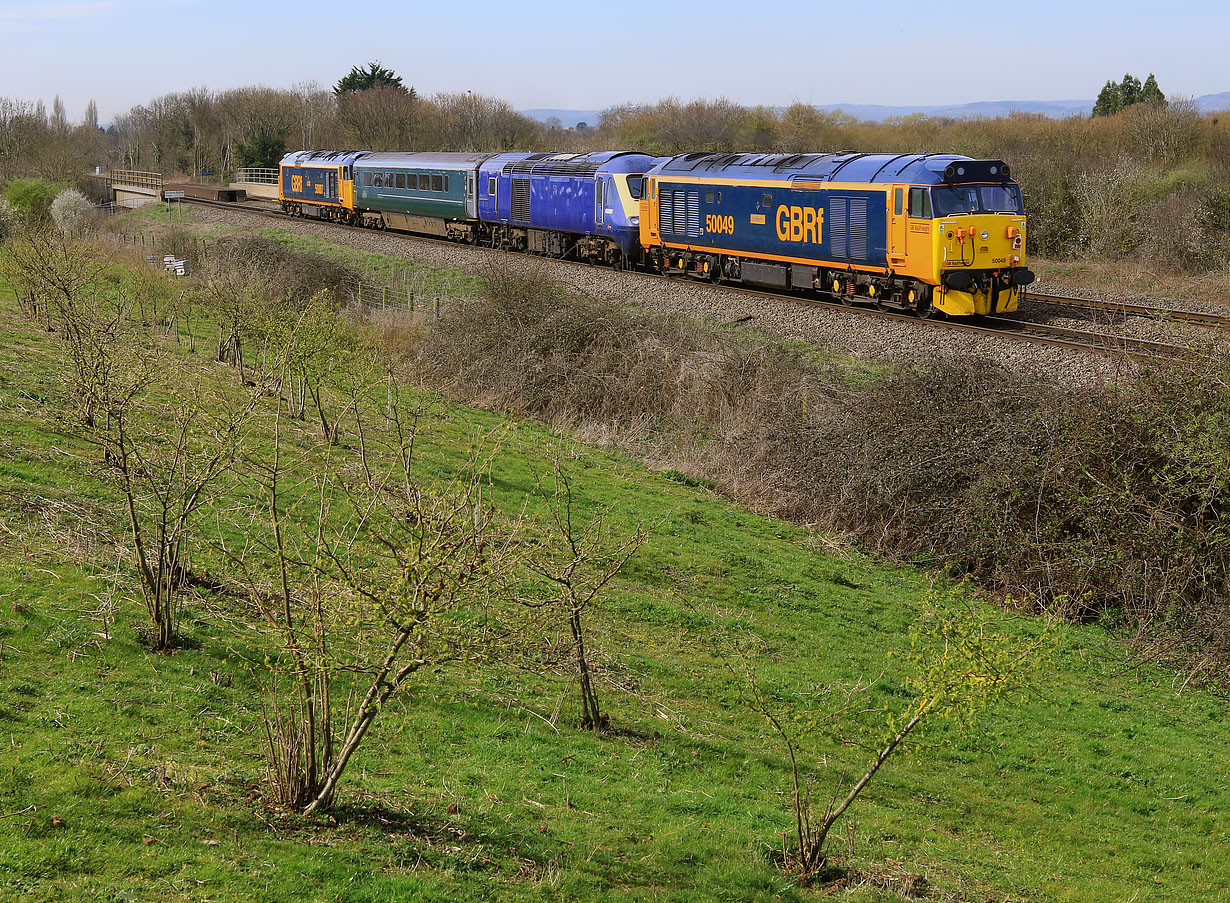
left=234, top=125, right=286, bottom=169
left=1141, top=73, right=1166, bottom=105
left=1093, top=80, right=1123, bottom=117
left=1092, top=72, right=1165, bottom=116
left=334, top=62, right=407, bottom=96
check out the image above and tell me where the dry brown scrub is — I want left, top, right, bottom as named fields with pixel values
left=408, top=269, right=1230, bottom=679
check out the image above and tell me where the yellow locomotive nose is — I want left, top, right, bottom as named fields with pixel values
left=933, top=212, right=1030, bottom=316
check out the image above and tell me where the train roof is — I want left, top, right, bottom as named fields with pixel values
left=486, top=151, right=663, bottom=177
left=356, top=152, right=497, bottom=168
left=649, top=152, right=1014, bottom=185
left=280, top=150, right=370, bottom=167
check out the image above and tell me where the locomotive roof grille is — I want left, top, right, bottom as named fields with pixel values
left=501, top=153, right=607, bottom=177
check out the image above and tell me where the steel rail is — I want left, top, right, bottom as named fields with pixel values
left=1027, top=291, right=1230, bottom=329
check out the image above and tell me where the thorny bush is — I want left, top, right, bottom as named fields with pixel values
left=413, top=269, right=1230, bottom=678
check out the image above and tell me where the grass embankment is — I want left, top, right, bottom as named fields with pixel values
left=1, top=242, right=1227, bottom=903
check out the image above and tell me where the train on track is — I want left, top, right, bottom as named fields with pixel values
left=279, top=148, right=1035, bottom=317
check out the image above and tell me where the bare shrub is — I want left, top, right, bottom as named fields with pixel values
left=1073, top=159, right=1161, bottom=258
left=208, top=234, right=360, bottom=305
left=415, top=271, right=1230, bottom=676
left=1127, top=97, right=1201, bottom=163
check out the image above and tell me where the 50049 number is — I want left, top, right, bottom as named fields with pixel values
left=706, top=214, right=735, bottom=235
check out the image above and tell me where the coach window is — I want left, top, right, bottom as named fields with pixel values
left=403, top=174, right=413, bottom=190
left=396, top=173, right=405, bottom=189
left=363, top=172, right=372, bottom=187
left=894, top=188, right=903, bottom=216
left=432, top=174, right=443, bottom=192
left=373, top=173, right=383, bottom=188
left=488, top=177, right=497, bottom=196
left=908, top=187, right=932, bottom=218
left=444, top=175, right=449, bottom=192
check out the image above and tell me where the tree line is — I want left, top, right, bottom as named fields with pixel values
left=2, top=68, right=1227, bottom=271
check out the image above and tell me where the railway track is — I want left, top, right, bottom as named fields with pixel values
left=1028, top=291, right=1230, bottom=329
left=179, top=197, right=1202, bottom=363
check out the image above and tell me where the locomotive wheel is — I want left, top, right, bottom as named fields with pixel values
left=832, top=278, right=852, bottom=305
left=909, top=285, right=935, bottom=319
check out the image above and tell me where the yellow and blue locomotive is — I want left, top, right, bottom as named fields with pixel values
left=640, top=152, right=1033, bottom=316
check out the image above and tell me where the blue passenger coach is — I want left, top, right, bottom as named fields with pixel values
left=478, top=152, right=661, bottom=264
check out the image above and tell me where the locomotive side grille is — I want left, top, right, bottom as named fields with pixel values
left=831, top=198, right=848, bottom=258
left=511, top=178, right=530, bottom=222
left=849, top=198, right=867, bottom=259
left=673, top=191, right=687, bottom=237
left=659, top=189, right=675, bottom=234
left=686, top=191, right=701, bottom=237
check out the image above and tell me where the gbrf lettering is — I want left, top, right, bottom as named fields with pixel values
left=776, top=205, right=824, bottom=244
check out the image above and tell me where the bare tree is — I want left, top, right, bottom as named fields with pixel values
left=727, top=594, right=1054, bottom=879
left=228, top=384, right=518, bottom=813
left=36, top=239, right=256, bottom=650
left=520, top=459, right=651, bottom=732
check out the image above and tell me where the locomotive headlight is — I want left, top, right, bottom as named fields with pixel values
left=630, top=216, right=639, bottom=225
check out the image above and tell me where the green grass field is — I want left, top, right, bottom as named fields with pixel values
left=1, top=241, right=1227, bottom=902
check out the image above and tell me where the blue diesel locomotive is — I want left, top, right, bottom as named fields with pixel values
left=642, top=151, right=1032, bottom=316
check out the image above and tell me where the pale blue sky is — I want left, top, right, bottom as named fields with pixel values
left=0, top=0, right=1225, bottom=124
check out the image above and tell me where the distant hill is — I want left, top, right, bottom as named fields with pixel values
left=1198, top=92, right=1230, bottom=113
left=521, top=109, right=603, bottom=129
left=524, top=93, right=1230, bottom=126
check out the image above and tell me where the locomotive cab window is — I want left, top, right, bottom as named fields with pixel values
left=932, top=186, right=981, bottom=216
left=894, top=188, right=903, bottom=216
left=979, top=185, right=1023, bottom=213
left=908, top=187, right=932, bottom=218
left=626, top=176, right=643, bottom=200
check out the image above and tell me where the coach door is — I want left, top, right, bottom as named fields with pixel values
left=889, top=186, right=907, bottom=267
left=465, top=170, right=476, bottom=218
left=595, top=176, right=606, bottom=228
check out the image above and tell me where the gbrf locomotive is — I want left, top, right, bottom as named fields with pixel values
left=279, top=148, right=1034, bottom=317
